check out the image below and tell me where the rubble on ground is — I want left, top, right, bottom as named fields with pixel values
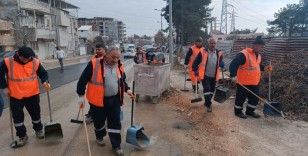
left=260, top=50, right=308, bottom=121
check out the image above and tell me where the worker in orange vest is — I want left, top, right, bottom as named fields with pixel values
left=184, top=37, right=204, bottom=92
left=0, top=46, right=50, bottom=147
left=192, top=38, right=224, bottom=112
left=84, top=43, right=107, bottom=125
left=133, top=47, right=147, bottom=64
left=77, top=47, right=134, bottom=156
left=229, top=36, right=272, bottom=119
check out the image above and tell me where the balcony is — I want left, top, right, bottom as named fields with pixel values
left=19, top=0, right=50, bottom=14
left=0, top=34, right=15, bottom=46
left=0, top=21, right=13, bottom=31
left=36, top=28, right=56, bottom=40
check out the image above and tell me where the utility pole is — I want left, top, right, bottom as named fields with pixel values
left=160, top=13, right=163, bottom=31
left=220, top=0, right=228, bottom=34
left=169, top=0, right=173, bottom=66
left=154, top=9, right=163, bottom=31
left=230, top=5, right=235, bottom=33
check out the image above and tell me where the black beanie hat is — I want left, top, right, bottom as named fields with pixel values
left=18, top=46, right=35, bottom=58
left=252, top=36, right=265, bottom=45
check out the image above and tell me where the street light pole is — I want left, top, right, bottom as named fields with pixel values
left=160, top=13, right=163, bottom=31
left=155, top=9, right=163, bottom=32
left=169, top=0, right=173, bottom=66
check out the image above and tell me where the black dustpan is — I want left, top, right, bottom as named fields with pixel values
left=44, top=90, right=63, bottom=142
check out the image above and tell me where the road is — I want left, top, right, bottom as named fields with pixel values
left=0, top=58, right=161, bottom=156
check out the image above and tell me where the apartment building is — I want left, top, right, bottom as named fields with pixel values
left=0, top=0, right=79, bottom=59
left=78, top=17, right=126, bottom=43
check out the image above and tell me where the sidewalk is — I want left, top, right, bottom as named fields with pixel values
left=41, top=55, right=91, bottom=70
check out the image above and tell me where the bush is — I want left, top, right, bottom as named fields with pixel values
left=260, top=50, right=308, bottom=121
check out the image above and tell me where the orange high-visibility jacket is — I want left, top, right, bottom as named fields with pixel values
left=198, top=49, right=223, bottom=81
left=188, top=45, right=204, bottom=83
left=86, top=58, right=126, bottom=107
left=188, top=45, right=204, bottom=69
left=237, top=48, right=261, bottom=85
left=4, top=57, right=40, bottom=99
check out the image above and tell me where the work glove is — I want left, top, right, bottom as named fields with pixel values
left=264, top=65, right=273, bottom=72
left=43, top=82, right=51, bottom=91
left=78, top=95, right=85, bottom=108
left=231, top=76, right=238, bottom=83
left=126, top=90, right=135, bottom=100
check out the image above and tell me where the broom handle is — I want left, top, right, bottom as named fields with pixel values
left=9, top=102, right=14, bottom=143
left=237, top=83, right=284, bottom=117
left=131, top=81, right=135, bottom=127
left=195, top=78, right=198, bottom=97
left=76, top=107, right=81, bottom=120
left=225, top=73, right=285, bottom=117
left=47, top=90, right=53, bottom=122
left=221, top=69, right=225, bottom=80
left=82, top=107, right=92, bottom=156
left=183, top=68, right=187, bottom=89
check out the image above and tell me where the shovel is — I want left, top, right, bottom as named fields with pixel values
left=214, top=69, right=231, bottom=103
left=191, top=75, right=202, bottom=103
left=180, top=67, right=189, bottom=92
left=44, top=90, right=63, bottom=141
left=126, top=81, right=150, bottom=148
left=237, top=83, right=285, bottom=118
left=263, top=62, right=283, bottom=116
left=70, top=105, right=83, bottom=124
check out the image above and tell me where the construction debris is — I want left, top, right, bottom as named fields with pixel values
left=260, top=50, right=308, bottom=121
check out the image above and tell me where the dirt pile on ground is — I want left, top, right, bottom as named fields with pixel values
left=260, top=50, right=308, bottom=121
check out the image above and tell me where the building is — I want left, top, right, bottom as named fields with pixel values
left=78, top=25, right=99, bottom=55
left=0, top=0, right=79, bottom=59
left=78, top=17, right=126, bottom=43
left=0, top=19, right=15, bottom=52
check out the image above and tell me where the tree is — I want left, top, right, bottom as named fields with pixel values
left=267, top=3, right=308, bottom=37
left=162, top=0, right=212, bottom=45
left=154, top=31, right=167, bottom=46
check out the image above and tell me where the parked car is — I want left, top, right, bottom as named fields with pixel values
left=122, top=49, right=136, bottom=59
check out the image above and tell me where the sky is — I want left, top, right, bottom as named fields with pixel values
left=69, top=0, right=301, bottom=36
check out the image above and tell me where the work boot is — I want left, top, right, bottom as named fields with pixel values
left=96, top=138, right=106, bottom=146
left=113, top=147, right=124, bottom=156
left=235, top=112, right=247, bottom=119
left=246, top=111, right=261, bottom=118
left=35, top=130, right=44, bottom=139
left=11, top=135, right=28, bottom=148
left=85, top=114, right=93, bottom=125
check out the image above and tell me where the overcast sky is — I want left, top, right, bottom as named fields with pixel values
left=70, top=0, right=300, bottom=36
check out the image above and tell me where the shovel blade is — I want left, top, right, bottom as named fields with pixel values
left=44, top=122, right=63, bottom=141
left=126, top=125, right=150, bottom=148
left=70, top=119, right=83, bottom=124
left=191, top=97, right=203, bottom=103
left=263, top=101, right=283, bottom=116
